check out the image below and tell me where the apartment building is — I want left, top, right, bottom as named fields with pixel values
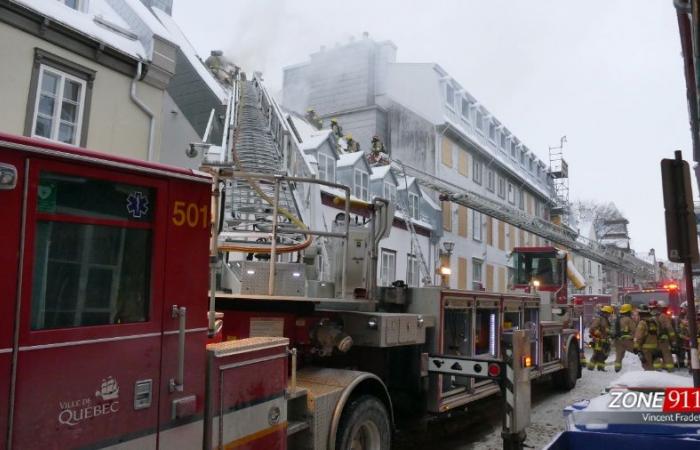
left=283, top=36, right=556, bottom=291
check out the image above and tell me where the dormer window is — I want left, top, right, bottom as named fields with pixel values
left=317, top=152, right=335, bottom=183
left=408, top=192, right=419, bottom=219
left=475, top=110, right=484, bottom=134
left=354, top=168, right=369, bottom=201
left=445, top=83, right=455, bottom=109
left=60, top=0, right=86, bottom=11
left=461, top=98, right=470, bottom=121
left=488, top=122, right=496, bottom=142
left=383, top=182, right=397, bottom=204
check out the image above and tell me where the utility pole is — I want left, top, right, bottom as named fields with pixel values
left=661, top=151, right=700, bottom=386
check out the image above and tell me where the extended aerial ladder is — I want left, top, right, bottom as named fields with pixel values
left=391, top=160, right=655, bottom=279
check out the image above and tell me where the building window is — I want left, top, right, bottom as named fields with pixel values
left=472, top=258, right=483, bottom=290
left=26, top=49, right=95, bottom=147
left=472, top=211, right=483, bottom=241
left=442, top=201, right=452, bottom=231
left=476, top=110, right=484, bottom=134
left=510, top=141, right=517, bottom=158
left=59, top=0, right=86, bottom=11
left=31, top=65, right=87, bottom=145
left=486, top=169, right=495, bottom=192
left=408, top=191, right=419, bottom=219
left=407, top=254, right=420, bottom=287
left=461, top=98, right=470, bottom=121
left=534, top=199, right=542, bottom=217
left=518, top=188, right=525, bottom=210
left=380, top=249, right=396, bottom=287
left=30, top=172, right=153, bottom=330
left=445, top=83, right=455, bottom=109
left=383, top=182, right=397, bottom=204
left=354, top=169, right=369, bottom=201
left=472, top=158, right=482, bottom=185
left=519, top=150, right=526, bottom=165
left=500, top=133, right=507, bottom=150
left=317, top=152, right=335, bottom=182
left=497, top=175, right=506, bottom=199
left=488, top=122, right=496, bottom=142
left=507, top=182, right=515, bottom=204
left=528, top=158, right=534, bottom=172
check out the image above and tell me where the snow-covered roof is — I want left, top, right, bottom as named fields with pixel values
left=300, top=130, right=333, bottom=151
left=397, top=176, right=417, bottom=191
left=337, top=152, right=366, bottom=168
left=370, top=165, right=392, bottom=181
left=151, top=7, right=228, bottom=103
left=13, top=0, right=171, bottom=60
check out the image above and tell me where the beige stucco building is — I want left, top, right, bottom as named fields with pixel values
left=0, top=0, right=176, bottom=161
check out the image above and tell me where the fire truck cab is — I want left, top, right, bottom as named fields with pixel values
left=1, top=133, right=212, bottom=450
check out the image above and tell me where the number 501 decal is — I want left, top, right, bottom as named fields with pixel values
left=172, top=201, right=208, bottom=228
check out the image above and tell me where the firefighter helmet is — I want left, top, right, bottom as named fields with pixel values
left=657, top=300, right=667, bottom=309
left=638, top=304, right=651, bottom=314
left=619, top=303, right=633, bottom=314
left=601, top=305, right=614, bottom=314
left=681, top=301, right=688, bottom=312
left=648, top=299, right=659, bottom=309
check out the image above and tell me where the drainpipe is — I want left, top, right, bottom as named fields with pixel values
left=131, top=61, right=155, bottom=161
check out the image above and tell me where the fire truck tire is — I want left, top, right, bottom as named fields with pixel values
left=553, top=344, right=579, bottom=391
left=335, top=395, right=391, bottom=450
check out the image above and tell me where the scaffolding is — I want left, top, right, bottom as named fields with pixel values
left=549, top=136, right=569, bottom=215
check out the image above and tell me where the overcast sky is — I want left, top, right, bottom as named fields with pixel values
left=173, top=0, right=693, bottom=259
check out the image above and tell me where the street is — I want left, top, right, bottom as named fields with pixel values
left=394, top=349, right=690, bottom=449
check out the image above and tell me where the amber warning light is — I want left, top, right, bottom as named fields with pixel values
left=522, top=356, right=532, bottom=368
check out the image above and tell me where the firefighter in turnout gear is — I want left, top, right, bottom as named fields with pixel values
left=634, top=304, right=661, bottom=370
left=588, top=305, right=613, bottom=371
left=650, top=299, right=676, bottom=372
left=613, top=303, right=636, bottom=372
left=679, top=302, right=700, bottom=367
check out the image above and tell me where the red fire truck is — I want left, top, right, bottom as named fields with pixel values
left=622, top=282, right=683, bottom=317
left=0, top=133, right=581, bottom=450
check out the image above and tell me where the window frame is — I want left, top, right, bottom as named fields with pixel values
left=383, top=181, right=397, bottom=204
left=407, top=254, right=420, bottom=287
left=408, top=191, right=420, bottom=219
left=317, top=151, right=335, bottom=183
left=486, top=169, right=495, bottom=192
left=380, top=248, right=397, bottom=287
left=472, top=210, right=483, bottom=242
left=507, top=182, right=516, bottom=205
left=461, top=98, right=471, bottom=121
left=445, top=83, right=455, bottom=110
left=497, top=175, right=506, bottom=199
left=472, top=158, right=482, bottom=185
left=354, top=168, right=369, bottom=201
left=25, top=48, right=95, bottom=147
left=475, top=110, right=484, bottom=135
left=20, top=158, right=167, bottom=345
left=59, top=0, right=87, bottom=11
left=472, top=258, right=483, bottom=290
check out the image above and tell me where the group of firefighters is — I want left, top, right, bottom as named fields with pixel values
left=587, top=300, right=700, bottom=372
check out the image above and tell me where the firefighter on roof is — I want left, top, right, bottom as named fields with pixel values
left=587, top=305, right=612, bottom=371
left=650, top=299, right=676, bottom=371
left=613, top=303, right=636, bottom=372
left=634, top=304, right=661, bottom=370
left=366, top=135, right=389, bottom=166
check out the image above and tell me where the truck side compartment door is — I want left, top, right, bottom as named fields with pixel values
left=0, top=152, right=25, bottom=450
left=11, top=159, right=167, bottom=450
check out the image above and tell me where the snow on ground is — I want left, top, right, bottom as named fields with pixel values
left=448, top=349, right=691, bottom=450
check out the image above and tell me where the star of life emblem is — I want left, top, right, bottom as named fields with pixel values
left=126, top=191, right=149, bottom=219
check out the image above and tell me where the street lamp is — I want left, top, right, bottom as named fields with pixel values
left=438, top=241, right=455, bottom=288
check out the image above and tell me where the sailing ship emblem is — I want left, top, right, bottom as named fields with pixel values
left=95, top=376, right=119, bottom=401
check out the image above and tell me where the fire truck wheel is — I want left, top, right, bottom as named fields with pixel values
left=335, top=395, right=391, bottom=450
left=552, top=345, right=579, bottom=391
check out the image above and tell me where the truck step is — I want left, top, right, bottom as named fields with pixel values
left=287, top=387, right=308, bottom=400
left=287, top=420, right=310, bottom=436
